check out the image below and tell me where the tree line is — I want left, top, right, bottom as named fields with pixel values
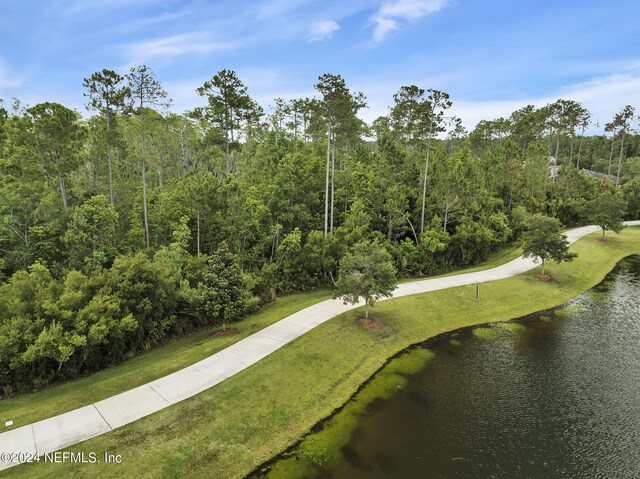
left=0, top=66, right=638, bottom=394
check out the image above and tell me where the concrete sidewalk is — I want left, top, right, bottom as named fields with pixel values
left=1, top=222, right=638, bottom=471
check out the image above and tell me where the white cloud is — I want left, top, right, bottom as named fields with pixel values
left=258, top=0, right=316, bottom=20
left=308, top=20, right=341, bottom=42
left=162, top=79, right=203, bottom=114
left=236, top=67, right=283, bottom=91
left=348, top=66, right=640, bottom=137
left=107, top=11, right=192, bottom=36
left=0, top=60, right=22, bottom=89
left=165, top=68, right=286, bottom=115
left=556, top=73, right=640, bottom=130
left=124, top=32, right=238, bottom=64
left=52, top=0, right=157, bottom=17
left=372, top=0, right=449, bottom=42
left=450, top=71, right=640, bottom=134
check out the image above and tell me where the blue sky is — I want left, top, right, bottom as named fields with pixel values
left=1, top=0, right=639, bottom=131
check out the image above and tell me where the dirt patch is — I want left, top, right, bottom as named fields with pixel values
left=597, top=238, right=611, bottom=244
left=357, top=316, right=381, bottom=330
left=210, top=327, right=237, bottom=337
left=534, top=273, right=552, bottom=281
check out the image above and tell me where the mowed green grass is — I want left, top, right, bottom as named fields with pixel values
left=0, top=289, right=331, bottom=429
left=5, top=227, right=638, bottom=479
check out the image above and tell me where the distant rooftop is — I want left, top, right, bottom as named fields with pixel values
left=581, top=168, right=627, bottom=185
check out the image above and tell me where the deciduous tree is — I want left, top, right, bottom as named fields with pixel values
left=197, top=242, right=246, bottom=331
left=521, top=214, right=576, bottom=276
left=24, top=102, right=84, bottom=208
left=585, top=190, right=627, bottom=237
left=334, top=240, right=397, bottom=319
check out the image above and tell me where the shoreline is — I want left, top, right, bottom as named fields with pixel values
left=246, top=252, right=640, bottom=478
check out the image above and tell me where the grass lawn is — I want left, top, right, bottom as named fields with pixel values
left=4, top=227, right=638, bottom=479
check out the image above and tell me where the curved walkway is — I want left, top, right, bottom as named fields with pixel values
left=1, top=222, right=639, bottom=470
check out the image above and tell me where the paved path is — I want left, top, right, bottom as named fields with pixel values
left=1, top=222, right=639, bottom=471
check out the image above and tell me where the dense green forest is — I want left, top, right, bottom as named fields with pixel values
left=1, top=66, right=638, bottom=395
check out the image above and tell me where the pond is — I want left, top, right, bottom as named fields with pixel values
left=258, top=255, right=640, bottom=478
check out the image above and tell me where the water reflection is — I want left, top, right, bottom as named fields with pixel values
left=262, top=256, right=640, bottom=478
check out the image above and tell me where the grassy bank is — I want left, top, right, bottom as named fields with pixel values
left=3, top=227, right=639, bottom=478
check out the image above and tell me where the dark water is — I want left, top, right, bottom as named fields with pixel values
left=263, top=255, right=640, bottom=479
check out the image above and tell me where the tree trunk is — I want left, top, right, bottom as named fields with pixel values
left=405, top=215, right=419, bottom=245
left=608, top=131, right=616, bottom=176
left=576, top=127, right=585, bottom=169
left=542, top=153, right=548, bottom=194
left=180, top=124, right=188, bottom=175
left=330, top=136, right=335, bottom=234
left=541, top=258, right=545, bottom=276
left=57, top=170, right=68, bottom=209
left=225, top=129, right=231, bottom=173
left=365, top=300, right=369, bottom=319
left=137, top=94, right=151, bottom=249
left=443, top=201, right=449, bottom=232
left=54, top=152, right=68, bottom=209
left=303, top=114, right=308, bottom=143
left=569, top=134, right=575, bottom=166
left=230, top=113, right=235, bottom=173
left=107, top=115, right=114, bottom=205
left=553, top=136, right=560, bottom=182
left=196, top=209, right=201, bottom=256
left=324, top=123, right=331, bottom=237
left=420, top=124, right=433, bottom=234
left=616, top=131, right=625, bottom=187
left=141, top=131, right=150, bottom=249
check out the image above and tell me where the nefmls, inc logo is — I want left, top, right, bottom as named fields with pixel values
left=43, top=451, right=122, bottom=464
